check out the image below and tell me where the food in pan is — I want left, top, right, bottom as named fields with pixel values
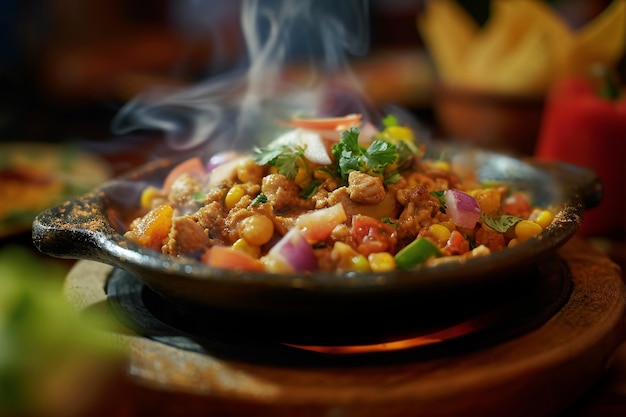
left=124, top=114, right=554, bottom=273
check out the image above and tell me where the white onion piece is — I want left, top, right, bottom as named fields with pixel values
left=270, top=128, right=332, bottom=165
left=267, top=228, right=317, bottom=273
left=207, top=155, right=251, bottom=187
left=206, top=151, right=240, bottom=172
left=444, top=189, right=481, bottom=228
left=357, top=121, right=379, bottom=145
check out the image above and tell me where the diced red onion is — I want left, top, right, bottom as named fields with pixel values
left=267, top=228, right=318, bottom=273
left=444, top=189, right=481, bottom=228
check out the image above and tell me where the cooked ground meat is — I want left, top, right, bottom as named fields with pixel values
left=348, top=171, right=385, bottom=204
left=194, top=201, right=225, bottom=238
left=393, top=184, right=440, bottom=243
left=168, top=173, right=201, bottom=208
left=261, top=173, right=315, bottom=213
left=163, top=215, right=209, bottom=257
left=475, top=225, right=506, bottom=252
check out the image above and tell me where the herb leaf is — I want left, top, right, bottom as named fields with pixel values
left=430, top=190, right=446, bottom=212
left=481, top=214, right=522, bottom=232
left=300, top=179, right=321, bottom=199
left=251, top=194, right=268, bottom=206
left=254, top=145, right=305, bottom=180
left=331, top=127, right=397, bottom=181
left=382, top=114, right=399, bottom=127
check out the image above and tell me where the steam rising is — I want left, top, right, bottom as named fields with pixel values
left=111, top=0, right=372, bottom=154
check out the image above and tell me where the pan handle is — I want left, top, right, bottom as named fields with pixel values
left=32, top=190, right=124, bottom=264
left=527, top=159, right=602, bottom=210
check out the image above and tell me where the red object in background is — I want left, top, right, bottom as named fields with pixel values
left=535, top=75, right=626, bottom=237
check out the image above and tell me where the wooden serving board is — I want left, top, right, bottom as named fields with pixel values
left=65, top=238, right=626, bottom=417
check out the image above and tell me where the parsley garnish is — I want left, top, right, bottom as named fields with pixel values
left=251, top=194, right=268, bottom=206
left=481, top=214, right=522, bottom=232
left=193, top=192, right=206, bottom=203
left=331, top=127, right=397, bottom=181
left=253, top=144, right=306, bottom=180
left=382, top=114, right=399, bottom=127
left=430, top=190, right=446, bottom=213
left=300, top=179, right=321, bottom=199
left=381, top=217, right=398, bottom=229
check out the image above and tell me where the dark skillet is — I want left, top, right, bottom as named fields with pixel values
left=32, top=140, right=601, bottom=344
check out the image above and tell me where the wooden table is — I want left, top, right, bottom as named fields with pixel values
left=65, top=237, right=626, bottom=417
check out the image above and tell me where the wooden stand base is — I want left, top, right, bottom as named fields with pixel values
left=65, top=238, right=626, bottom=417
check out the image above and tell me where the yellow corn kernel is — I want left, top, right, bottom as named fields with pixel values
left=471, top=188, right=502, bottom=214
left=237, top=160, right=263, bottom=183
left=431, top=160, right=451, bottom=172
left=240, top=214, right=274, bottom=246
left=225, top=185, right=245, bottom=210
left=507, top=238, right=518, bottom=248
left=429, top=223, right=451, bottom=245
left=332, top=242, right=371, bottom=272
left=385, top=126, right=414, bottom=141
left=350, top=254, right=371, bottom=272
left=232, top=238, right=261, bottom=258
left=293, top=165, right=310, bottom=188
left=313, top=169, right=333, bottom=181
left=514, top=220, right=543, bottom=242
left=530, top=209, right=554, bottom=229
left=368, top=252, right=396, bottom=272
left=140, top=186, right=162, bottom=209
left=439, top=220, right=456, bottom=232
left=260, top=255, right=292, bottom=273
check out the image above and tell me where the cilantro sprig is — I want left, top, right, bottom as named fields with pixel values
left=481, top=214, right=522, bottom=232
left=253, top=144, right=307, bottom=180
left=254, top=117, right=423, bottom=192
left=331, top=127, right=397, bottom=182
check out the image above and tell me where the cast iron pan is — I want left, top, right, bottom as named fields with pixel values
left=32, top=140, right=601, bottom=341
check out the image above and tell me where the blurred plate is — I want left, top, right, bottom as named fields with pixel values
left=0, top=142, right=111, bottom=238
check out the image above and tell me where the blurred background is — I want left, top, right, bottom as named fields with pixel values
left=0, top=0, right=620, bottom=147
left=0, top=1, right=624, bottom=416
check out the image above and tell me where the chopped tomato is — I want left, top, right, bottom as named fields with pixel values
left=162, top=157, right=206, bottom=193
left=205, top=245, right=265, bottom=272
left=443, top=230, right=470, bottom=256
left=352, top=214, right=397, bottom=256
left=288, top=114, right=362, bottom=131
left=296, top=203, right=348, bottom=243
left=502, top=192, right=532, bottom=218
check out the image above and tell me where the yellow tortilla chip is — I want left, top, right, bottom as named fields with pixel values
left=465, top=0, right=556, bottom=93
left=568, top=0, right=626, bottom=75
left=510, top=0, right=574, bottom=79
left=488, top=26, right=554, bottom=95
left=417, top=0, right=478, bottom=83
left=418, top=0, right=626, bottom=94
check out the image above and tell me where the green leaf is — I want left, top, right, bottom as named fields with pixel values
left=299, top=180, right=321, bottom=199
left=254, top=145, right=285, bottom=166
left=364, top=140, right=397, bottom=171
left=430, top=190, right=446, bottom=212
left=193, top=192, right=205, bottom=203
left=382, top=114, right=399, bottom=127
left=481, top=214, right=522, bottom=232
left=251, top=194, right=268, bottom=205
left=331, top=127, right=399, bottom=181
left=381, top=217, right=398, bottom=229
left=254, top=144, right=306, bottom=180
